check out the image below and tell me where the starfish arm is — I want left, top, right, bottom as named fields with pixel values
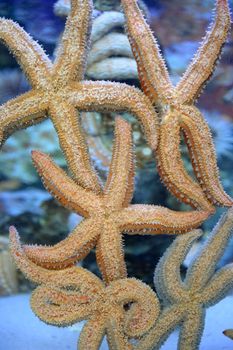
left=153, top=230, right=202, bottom=304
left=104, top=117, right=134, bottom=209
left=23, top=219, right=101, bottom=269
left=31, top=150, right=101, bottom=216
left=78, top=317, right=106, bottom=350
left=109, top=278, right=160, bottom=339
left=119, top=205, right=210, bottom=235
left=96, top=222, right=127, bottom=284
left=0, top=90, right=47, bottom=145
left=185, top=207, right=233, bottom=292
left=201, top=264, right=233, bottom=306
left=178, top=306, right=205, bottom=350
left=136, top=305, right=184, bottom=350
left=49, top=101, right=102, bottom=192
left=53, top=0, right=92, bottom=87
left=176, top=0, right=231, bottom=104
left=66, top=81, right=159, bottom=150
left=181, top=106, right=233, bottom=207
left=9, top=226, right=103, bottom=288
left=121, top=0, right=174, bottom=105
left=106, top=308, right=133, bottom=350
left=0, top=19, right=51, bottom=89
left=30, top=284, right=92, bottom=326
left=156, top=110, right=213, bottom=211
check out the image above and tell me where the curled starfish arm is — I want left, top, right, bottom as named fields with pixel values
left=49, top=102, right=102, bottom=192
left=181, top=106, right=233, bottom=206
left=201, top=264, right=233, bottom=305
left=176, top=0, right=231, bottom=104
left=185, top=207, right=233, bottom=291
left=178, top=306, right=205, bottom=350
left=23, top=219, right=101, bottom=269
left=104, top=118, right=134, bottom=209
left=96, top=223, right=127, bottom=284
left=154, top=230, right=202, bottom=304
left=9, top=226, right=102, bottom=287
left=66, top=81, right=159, bottom=149
left=121, top=0, right=174, bottom=104
left=53, top=0, right=92, bottom=87
left=106, top=309, right=133, bottom=350
left=31, top=284, right=92, bottom=326
left=110, top=278, right=160, bottom=338
left=157, top=110, right=213, bottom=211
left=31, top=150, right=101, bottom=216
left=0, top=91, right=47, bottom=144
left=0, top=19, right=51, bottom=88
left=119, top=205, right=209, bottom=235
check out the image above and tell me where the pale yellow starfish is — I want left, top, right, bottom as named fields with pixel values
left=122, top=0, right=232, bottom=211
left=136, top=207, right=233, bottom=350
left=10, top=227, right=160, bottom=350
left=0, top=0, right=158, bottom=193
left=20, top=118, right=209, bottom=284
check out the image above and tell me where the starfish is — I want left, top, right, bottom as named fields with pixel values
left=10, top=227, right=160, bottom=350
left=0, top=0, right=158, bottom=193
left=21, top=118, right=209, bottom=284
left=223, top=329, right=233, bottom=340
left=122, top=0, right=232, bottom=211
left=136, top=207, right=233, bottom=350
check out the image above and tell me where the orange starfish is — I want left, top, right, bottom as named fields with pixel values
left=0, top=0, right=158, bottom=193
left=122, top=0, right=232, bottom=211
left=10, top=227, right=160, bottom=350
left=21, top=118, right=210, bottom=284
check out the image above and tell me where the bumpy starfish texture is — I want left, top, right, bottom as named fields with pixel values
left=122, top=0, right=232, bottom=211
left=21, top=118, right=209, bottom=284
left=0, top=0, right=158, bottom=193
left=10, top=227, right=160, bottom=350
left=136, top=207, right=233, bottom=350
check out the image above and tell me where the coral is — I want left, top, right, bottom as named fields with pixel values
left=0, top=235, right=18, bottom=295
left=122, top=0, right=232, bottom=210
left=0, top=120, right=64, bottom=184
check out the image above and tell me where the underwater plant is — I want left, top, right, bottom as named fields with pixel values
left=0, top=0, right=232, bottom=349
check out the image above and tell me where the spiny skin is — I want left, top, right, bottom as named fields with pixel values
left=122, top=0, right=232, bottom=211
left=136, top=207, right=233, bottom=350
left=10, top=228, right=160, bottom=350
left=0, top=0, right=159, bottom=193
left=22, top=118, right=209, bottom=285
